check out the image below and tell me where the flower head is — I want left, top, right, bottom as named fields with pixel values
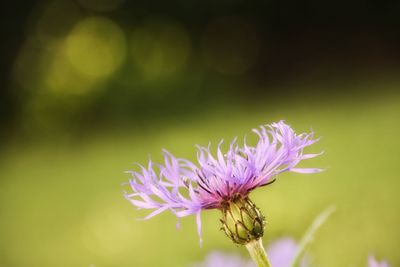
left=124, top=121, right=321, bottom=243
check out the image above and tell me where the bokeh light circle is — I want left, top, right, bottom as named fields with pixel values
left=130, top=19, right=191, bottom=79
left=35, top=0, right=82, bottom=46
left=45, top=41, right=98, bottom=95
left=66, top=17, right=127, bottom=79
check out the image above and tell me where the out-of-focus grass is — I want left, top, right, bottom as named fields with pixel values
left=0, top=83, right=399, bottom=267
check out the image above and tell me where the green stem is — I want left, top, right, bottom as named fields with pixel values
left=245, top=238, right=272, bottom=267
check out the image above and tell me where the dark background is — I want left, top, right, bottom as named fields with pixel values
left=1, top=1, right=400, bottom=136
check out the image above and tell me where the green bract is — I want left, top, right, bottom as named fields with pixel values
left=220, top=195, right=265, bottom=245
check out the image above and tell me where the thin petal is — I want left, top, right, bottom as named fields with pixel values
left=196, top=212, right=203, bottom=247
left=291, top=168, right=323, bottom=173
left=141, top=206, right=170, bottom=220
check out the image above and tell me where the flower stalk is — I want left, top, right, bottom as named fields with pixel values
left=245, top=238, right=272, bottom=267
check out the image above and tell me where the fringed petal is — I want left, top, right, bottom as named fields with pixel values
left=124, top=120, right=322, bottom=245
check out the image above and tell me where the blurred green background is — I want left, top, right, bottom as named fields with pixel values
left=1, top=0, right=399, bottom=266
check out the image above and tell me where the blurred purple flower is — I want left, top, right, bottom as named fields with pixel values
left=191, top=242, right=391, bottom=267
left=191, top=238, right=306, bottom=267
left=124, top=121, right=321, bottom=241
left=267, top=238, right=308, bottom=267
left=368, top=256, right=390, bottom=267
left=190, top=251, right=254, bottom=267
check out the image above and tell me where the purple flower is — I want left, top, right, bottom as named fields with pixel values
left=368, top=256, right=391, bottom=267
left=191, top=238, right=306, bottom=267
left=124, top=121, right=321, bottom=241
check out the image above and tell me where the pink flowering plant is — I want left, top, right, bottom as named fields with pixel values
left=124, top=121, right=323, bottom=267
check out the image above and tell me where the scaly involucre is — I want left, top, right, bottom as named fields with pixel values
left=124, top=121, right=322, bottom=240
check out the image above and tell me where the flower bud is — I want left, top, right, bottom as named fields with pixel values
left=220, top=195, right=265, bottom=245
